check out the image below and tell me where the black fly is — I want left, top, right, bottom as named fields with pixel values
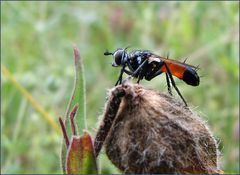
left=104, top=47, right=200, bottom=106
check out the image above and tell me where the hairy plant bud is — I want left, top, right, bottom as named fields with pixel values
left=98, top=82, right=222, bottom=174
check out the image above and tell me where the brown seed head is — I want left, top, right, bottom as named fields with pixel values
left=97, top=82, right=222, bottom=174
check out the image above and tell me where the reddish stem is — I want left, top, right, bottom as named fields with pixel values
left=70, top=105, right=78, bottom=136
left=59, top=117, right=69, bottom=148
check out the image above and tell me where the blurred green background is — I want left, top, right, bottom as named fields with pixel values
left=1, top=1, right=239, bottom=174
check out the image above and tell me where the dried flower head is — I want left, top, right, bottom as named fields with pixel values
left=95, top=82, right=223, bottom=174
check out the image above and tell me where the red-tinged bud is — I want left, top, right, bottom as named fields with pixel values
left=66, top=132, right=98, bottom=174
left=60, top=106, right=98, bottom=174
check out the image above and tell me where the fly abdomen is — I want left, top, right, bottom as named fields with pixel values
left=182, top=67, right=200, bottom=86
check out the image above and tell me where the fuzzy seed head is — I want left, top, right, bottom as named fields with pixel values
left=102, top=83, right=222, bottom=174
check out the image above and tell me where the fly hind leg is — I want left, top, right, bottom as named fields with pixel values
left=165, top=73, right=172, bottom=96
left=145, top=70, right=173, bottom=96
left=163, top=63, right=188, bottom=106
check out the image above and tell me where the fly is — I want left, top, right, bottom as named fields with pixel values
left=104, top=47, right=200, bottom=106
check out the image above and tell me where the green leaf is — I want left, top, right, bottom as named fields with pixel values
left=61, top=46, right=87, bottom=173
left=68, top=46, right=87, bottom=135
left=66, top=132, right=98, bottom=174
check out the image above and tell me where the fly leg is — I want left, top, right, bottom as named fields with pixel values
left=131, top=59, right=148, bottom=78
left=115, top=65, right=126, bottom=86
left=121, top=59, right=148, bottom=84
left=165, top=73, right=172, bottom=96
left=121, top=69, right=135, bottom=84
left=143, top=63, right=172, bottom=96
left=132, top=59, right=148, bottom=84
left=137, top=73, right=144, bottom=83
left=123, top=69, right=132, bottom=75
left=144, top=69, right=172, bottom=95
left=137, top=77, right=141, bottom=84
left=164, top=63, right=188, bottom=106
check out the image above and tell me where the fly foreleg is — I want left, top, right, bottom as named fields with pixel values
left=115, top=65, right=126, bottom=86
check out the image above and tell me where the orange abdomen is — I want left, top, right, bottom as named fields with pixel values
left=160, top=60, right=200, bottom=86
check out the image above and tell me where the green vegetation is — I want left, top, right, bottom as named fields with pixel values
left=1, top=1, right=239, bottom=173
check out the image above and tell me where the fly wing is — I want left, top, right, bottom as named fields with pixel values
left=147, top=53, right=199, bottom=86
left=152, top=54, right=199, bottom=69
left=149, top=54, right=198, bottom=80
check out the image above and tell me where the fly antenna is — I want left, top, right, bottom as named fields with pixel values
left=104, top=50, right=113, bottom=56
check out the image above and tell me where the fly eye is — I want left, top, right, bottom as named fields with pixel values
left=113, top=50, right=123, bottom=66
